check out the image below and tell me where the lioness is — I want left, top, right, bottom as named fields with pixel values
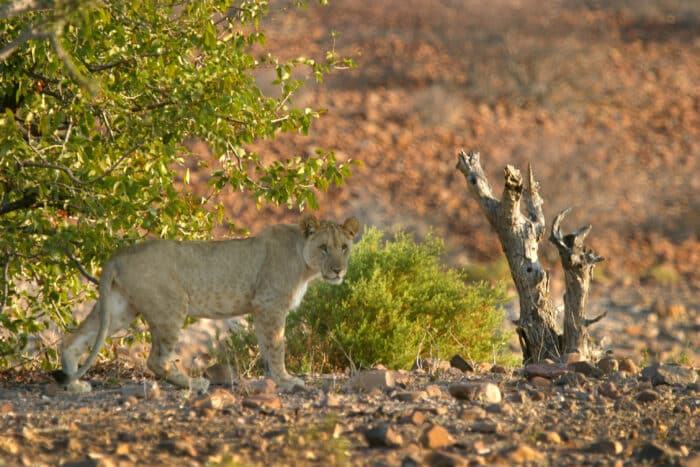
left=53, top=215, right=360, bottom=393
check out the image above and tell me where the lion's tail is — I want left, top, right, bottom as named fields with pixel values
left=52, top=263, right=116, bottom=386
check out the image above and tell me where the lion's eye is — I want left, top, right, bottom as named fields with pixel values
left=320, top=244, right=328, bottom=254
left=341, top=244, right=348, bottom=253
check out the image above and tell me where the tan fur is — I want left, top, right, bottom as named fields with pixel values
left=57, top=215, right=360, bottom=392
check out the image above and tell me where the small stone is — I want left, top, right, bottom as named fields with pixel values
left=400, top=455, right=421, bottom=467
left=364, top=423, right=403, bottom=448
left=158, top=438, right=198, bottom=457
left=448, top=382, right=501, bottom=404
left=588, top=439, right=623, bottom=455
left=505, top=444, right=544, bottom=463
left=0, top=436, right=19, bottom=455
left=598, top=381, right=621, bottom=399
left=318, top=393, right=341, bottom=408
left=450, top=354, right=474, bottom=372
left=471, top=420, right=500, bottom=434
left=120, top=381, right=161, bottom=399
left=536, top=431, right=561, bottom=444
left=472, top=439, right=491, bottom=455
left=242, top=394, right=281, bottom=411
left=192, top=387, right=237, bottom=411
left=114, top=442, right=130, bottom=456
left=554, top=372, right=587, bottom=387
left=400, top=409, right=426, bottom=425
left=523, top=363, right=569, bottom=379
left=0, top=402, right=13, bottom=414
left=490, top=364, right=507, bottom=374
left=423, top=451, right=468, bottom=467
left=243, top=378, right=277, bottom=395
left=420, top=424, right=454, bottom=449
left=474, top=362, right=493, bottom=373
left=618, top=358, right=639, bottom=374
left=425, top=384, right=443, bottom=398
left=597, top=357, right=619, bottom=374
left=458, top=407, right=486, bottom=422
left=392, top=390, right=427, bottom=402
left=635, top=389, right=660, bottom=403
left=529, top=376, right=552, bottom=388
left=205, top=363, right=237, bottom=385
left=568, top=361, right=603, bottom=378
left=507, top=391, right=528, bottom=404
left=641, top=364, right=697, bottom=386
left=350, top=370, right=395, bottom=391
left=412, top=358, right=451, bottom=373
left=561, top=352, right=582, bottom=364
left=635, top=442, right=672, bottom=462
left=614, top=398, right=640, bottom=412
left=529, top=390, right=547, bottom=401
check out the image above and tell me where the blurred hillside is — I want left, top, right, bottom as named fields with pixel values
left=188, top=0, right=699, bottom=296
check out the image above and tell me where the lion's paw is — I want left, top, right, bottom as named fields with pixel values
left=277, top=375, right=305, bottom=392
left=64, top=380, right=92, bottom=394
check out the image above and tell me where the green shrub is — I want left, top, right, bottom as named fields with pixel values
left=285, top=227, right=509, bottom=372
left=222, top=227, right=510, bottom=374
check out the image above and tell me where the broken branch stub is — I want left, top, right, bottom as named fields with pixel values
left=550, top=209, right=605, bottom=356
left=455, top=150, right=605, bottom=363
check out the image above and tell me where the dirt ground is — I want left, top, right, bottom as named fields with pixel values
left=1, top=1, right=699, bottom=466
left=0, top=360, right=698, bottom=466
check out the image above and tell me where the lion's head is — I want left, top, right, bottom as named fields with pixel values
left=301, top=215, right=360, bottom=284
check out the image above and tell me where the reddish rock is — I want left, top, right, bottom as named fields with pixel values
left=619, top=358, right=639, bottom=374
left=420, top=424, right=455, bottom=449
left=523, top=363, right=569, bottom=379
left=597, top=357, right=619, bottom=374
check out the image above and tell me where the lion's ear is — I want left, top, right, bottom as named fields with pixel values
left=342, top=217, right=360, bottom=238
left=300, top=214, right=320, bottom=238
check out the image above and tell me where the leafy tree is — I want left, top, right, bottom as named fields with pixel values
left=0, top=0, right=356, bottom=366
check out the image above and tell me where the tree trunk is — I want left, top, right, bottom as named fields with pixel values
left=455, top=150, right=604, bottom=363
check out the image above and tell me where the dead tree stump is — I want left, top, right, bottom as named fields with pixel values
left=456, top=150, right=605, bottom=363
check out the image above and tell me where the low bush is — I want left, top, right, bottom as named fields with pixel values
left=223, top=227, right=511, bottom=374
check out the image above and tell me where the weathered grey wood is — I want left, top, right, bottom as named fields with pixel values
left=455, top=150, right=605, bottom=363
left=550, top=209, right=605, bottom=356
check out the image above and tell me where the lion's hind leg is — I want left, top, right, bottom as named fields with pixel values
left=57, top=288, right=133, bottom=392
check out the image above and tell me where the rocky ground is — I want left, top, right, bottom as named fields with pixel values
left=0, top=358, right=697, bottom=466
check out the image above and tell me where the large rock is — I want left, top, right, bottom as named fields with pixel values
left=641, top=364, right=698, bottom=386
left=449, top=354, right=474, bottom=372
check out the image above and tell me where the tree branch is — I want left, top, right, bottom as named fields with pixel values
left=0, top=26, right=51, bottom=61
left=65, top=249, right=98, bottom=285
left=455, top=150, right=498, bottom=222
left=20, top=143, right=141, bottom=186
left=0, top=189, right=38, bottom=215
left=0, top=0, right=52, bottom=21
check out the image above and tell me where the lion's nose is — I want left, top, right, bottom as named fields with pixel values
left=331, top=266, right=342, bottom=275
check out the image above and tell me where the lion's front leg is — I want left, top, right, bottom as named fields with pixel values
left=253, top=308, right=304, bottom=391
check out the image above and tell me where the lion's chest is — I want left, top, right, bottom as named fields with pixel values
left=290, top=282, right=308, bottom=310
